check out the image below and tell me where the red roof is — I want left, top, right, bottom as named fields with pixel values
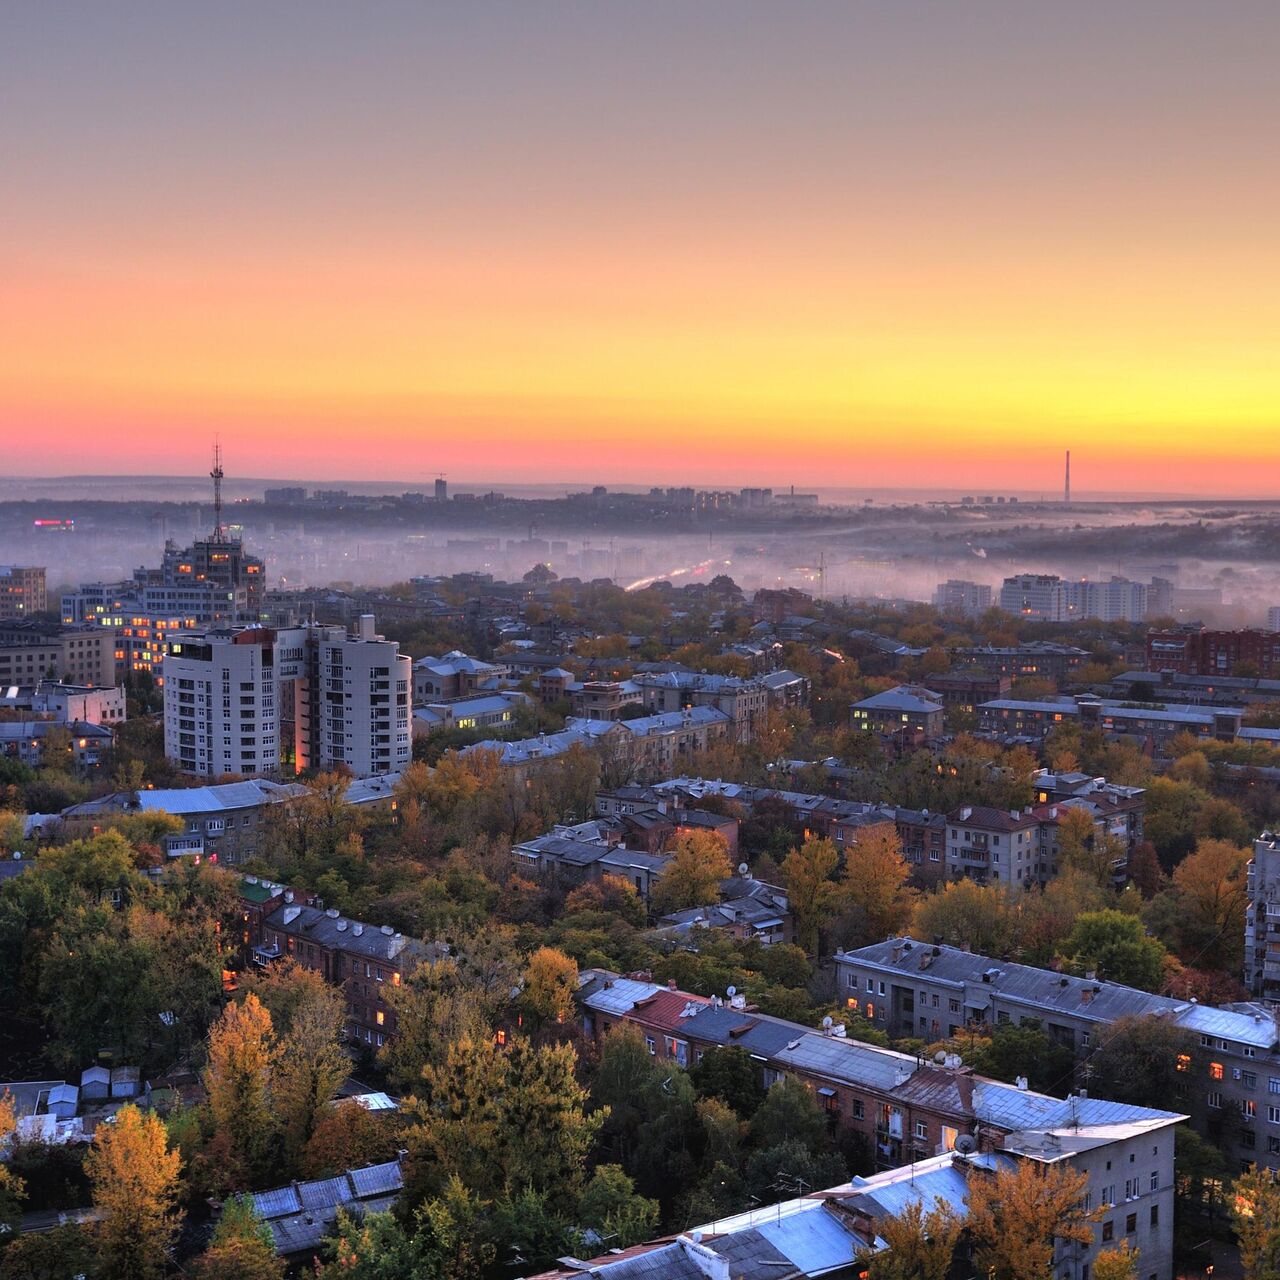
left=629, top=988, right=711, bottom=1034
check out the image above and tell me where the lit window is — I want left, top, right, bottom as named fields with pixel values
left=1209, top=1062, right=1224, bottom=1080
left=1176, top=1054, right=1191, bottom=1073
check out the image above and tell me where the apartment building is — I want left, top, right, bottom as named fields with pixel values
left=1000, top=574, right=1151, bottom=623
left=836, top=938, right=1275, bottom=1175
left=577, top=970, right=1184, bottom=1243
left=0, top=622, right=117, bottom=688
left=953, top=641, right=1089, bottom=682
left=162, top=614, right=411, bottom=778
left=850, top=685, right=945, bottom=742
left=0, top=721, right=114, bottom=771
left=256, top=900, right=430, bottom=1049
left=632, top=669, right=809, bottom=742
left=0, top=566, right=47, bottom=619
left=1147, top=628, right=1280, bottom=679
left=979, top=694, right=1245, bottom=749
left=0, top=680, right=125, bottom=726
left=411, top=650, right=508, bottom=701
left=1245, top=834, right=1280, bottom=999
left=933, top=578, right=993, bottom=618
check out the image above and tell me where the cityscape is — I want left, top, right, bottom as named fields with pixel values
left=3, top=5, right=1280, bottom=1280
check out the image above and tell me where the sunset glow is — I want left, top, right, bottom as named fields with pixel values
left=3, top=2, right=1278, bottom=492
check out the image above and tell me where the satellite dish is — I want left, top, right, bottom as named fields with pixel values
left=738, top=862, right=749, bottom=876
left=726, top=985, right=737, bottom=997
left=934, top=1050, right=947, bottom=1064
left=954, top=1134, right=978, bottom=1155
left=822, top=1015, right=834, bottom=1028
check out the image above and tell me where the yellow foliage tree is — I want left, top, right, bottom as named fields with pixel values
left=781, top=836, right=841, bottom=955
left=841, top=822, right=917, bottom=943
left=522, top=945, right=579, bottom=1026
left=85, top=1103, right=183, bottom=1280
left=204, top=991, right=278, bottom=1184
left=651, top=829, right=732, bottom=915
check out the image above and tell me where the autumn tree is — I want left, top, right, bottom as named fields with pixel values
left=85, top=1103, right=184, bottom=1280
left=838, top=823, right=917, bottom=945
left=193, top=1194, right=284, bottom=1280
left=651, top=829, right=733, bottom=915
left=1094, top=1243, right=1140, bottom=1280
left=204, top=992, right=278, bottom=1185
left=965, top=1159, right=1096, bottom=1280
left=780, top=836, right=840, bottom=955
left=911, top=879, right=1019, bottom=957
left=858, top=1196, right=964, bottom=1280
left=1168, top=837, right=1250, bottom=972
left=1232, top=1164, right=1280, bottom=1280
left=522, top=945, right=579, bottom=1027
left=301, top=1099, right=398, bottom=1179
left=273, top=978, right=348, bottom=1163
left=0, top=1090, right=25, bottom=1233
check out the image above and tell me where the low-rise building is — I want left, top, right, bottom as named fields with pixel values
left=979, top=694, right=1245, bottom=749
left=850, top=686, right=945, bottom=743
left=0, top=680, right=125, bottom=726
left=411, top=690, right=530, bottom=735
left=256, top=901, right=431, bottom=1049
left=837, top=937, right=1274, bottom=1175
left=0, top=720, right=113, bottom=771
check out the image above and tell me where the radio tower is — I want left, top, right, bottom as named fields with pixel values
left=1064, top=450, right=1071, bottom=504
left=211, top=442, right=226, bottom=539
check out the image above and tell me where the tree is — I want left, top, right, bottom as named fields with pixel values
left=1058, top=910, right=1168, bottom=991
left=857, top=1196, right=963, bottom=1280
left=1094, top=1243, right=1140, bottom=1280
left=302, top=1099, right=398, bottom=1178
left=965, top=1159, right=1096, bottom=1280
left=273, top=980, right=348, bottom=1163
left=1086, top=1015, right=1195, bottom=1107
left=1169, top=837, right=1250, bottom=972
left=1233, top=1165, right=1280, bottom=1280
left=780, top=836, right=840, bottom=955
left=838, top=823, right=916, bottom=945
left=577, top=1165, right=659, bottom=1248
left=204, top=992, right=278, bottom=1185
left=911, top=879, right=1018, bottom=957
left=651, top=830, right=732, bottom=915
left=405, top=1034, right=601, bottom=1211
left=965, top=1018, right=1074, bottom=1094
left=748, top=1078, right=827, bottom=1154
left=522, top=946, right=579, bottom=1027
left=0, top=1090, right=25, bottom=1233
left=193, top=1194, right=284, bottom=1280
left=690, top=1045, right=765, bottom=1117
left=85, top=1103, right=183, bottom=1280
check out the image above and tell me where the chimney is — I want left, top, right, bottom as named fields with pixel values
left=1015, top=1075, right=1028, bottom=1090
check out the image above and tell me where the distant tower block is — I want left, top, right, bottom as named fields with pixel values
left=1065, top=450, right=1071, bottom=504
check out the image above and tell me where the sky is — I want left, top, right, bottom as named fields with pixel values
left=2, top=2, right=1278, bottom=494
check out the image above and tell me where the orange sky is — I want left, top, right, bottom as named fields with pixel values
left=3, top=3, right=1278, bottom=493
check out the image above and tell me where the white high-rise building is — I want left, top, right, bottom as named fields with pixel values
left=933, top=579, right=993, bottom=618
left=1268, top=606, right=1280, bottom=633
left=163, top=614, right=410, bottom=779
left=998, top=574, right=1063, bottom=619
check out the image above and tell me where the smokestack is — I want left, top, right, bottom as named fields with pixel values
left=1064, top=450, right=1071, bottom=504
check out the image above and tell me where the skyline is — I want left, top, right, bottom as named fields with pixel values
left=4, top=2, right=1278, bottom=493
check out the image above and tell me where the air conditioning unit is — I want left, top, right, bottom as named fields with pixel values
left=1234, top=1068, right=1243, bottom=1080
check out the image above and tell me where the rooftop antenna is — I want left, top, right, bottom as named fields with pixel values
left=210, top=441, right=226, bottom=539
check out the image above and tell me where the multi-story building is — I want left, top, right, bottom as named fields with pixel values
left=836, top=937, right=1275, bottom=1175
left=0, top=720, right=114, bottom=771
left=922, top=669, right=1012, bottom=713
left=411, top=650, right=508, bottom=702
left=577, top=969, right=1184, bottom=1222
left=256, top=899, right=430, bottom=1049
left=1245, top=834, right=1280, bottom=999
left=0, top=622, right=117, bottom=688
left=850, top=685, right=945, bottom=743
left=1147, top=628, right=1280, bottom=679
left=979, top=693, right=1245, bottom=749
left=162, top=614, right=411, bottom=779
left=570, top=680, right=645, bottom=721
left=933, top=578, right=993, bottom=618
left=632, top=671, right=779, bottom=742
left=0, top=566, right=47, bottom=619
left=61, top=779, right=308, bottom=865
left=0, top=680, right=125, bottom=727
left=1000, top=574, right=1065, bottom=620
left=1269, top=607, right=1280, bottom=633
left=953, top=641, right=1089, bottom=682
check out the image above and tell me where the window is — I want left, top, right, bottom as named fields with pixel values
left=1269, top=1106, right=1280, bottom=1125
left=1243, top=1100, right=1258, bottom=1119
left=1150, top=1205, right=1159, bottom=1227
left=915, top=1121, right=928, bottom=1139
left=1209, top=1062, right=1224, bottom=1080
left=1270, top=1078, right=1280, bottom=1094
left=852, top=1099, right=864, bottom=1120
left=949, top=998, right=960, bottom=1013
left=1101, top=1185, right=1115, bottom=1206
left=1150, top=1172, right=1159, bottom=1192
left=375, top=1010, right=384, bottom=1027
left=866, top=1002, right=876, bottom=1019
left=1125, top=1213, right=1137, bottom=1235
left=1102, top=1222, right=1114, bottom=1242
left=645, top=1036, right=656, bottom=1055
left=1176, top=1054, right=1191, bottom=1073
left=1208, top=1091, right=1223, bottom=1109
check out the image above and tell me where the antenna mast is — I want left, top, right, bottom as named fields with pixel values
left=210, top=442, right=226, bottom=539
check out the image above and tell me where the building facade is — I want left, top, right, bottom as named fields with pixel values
left=0, top=566, right=47, bottom=619
left=0, top=622, right=117, bottom=688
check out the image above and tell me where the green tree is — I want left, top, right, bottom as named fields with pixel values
left=1087, top=1015, right=1195, bottom=1107
left=1058, top=910, right=1167, bottom=991
left=204, top=992, right=278, bottom=1186
left=748, top=1078, right=827, bottom=1153
left=690, top=1045, right=765, bottom=1117
left=577, top=1165, right=659, bottom=1248
left=273, top=979, right=348, bottom=1164
left=193, top=1194, right=284, bottom=1280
